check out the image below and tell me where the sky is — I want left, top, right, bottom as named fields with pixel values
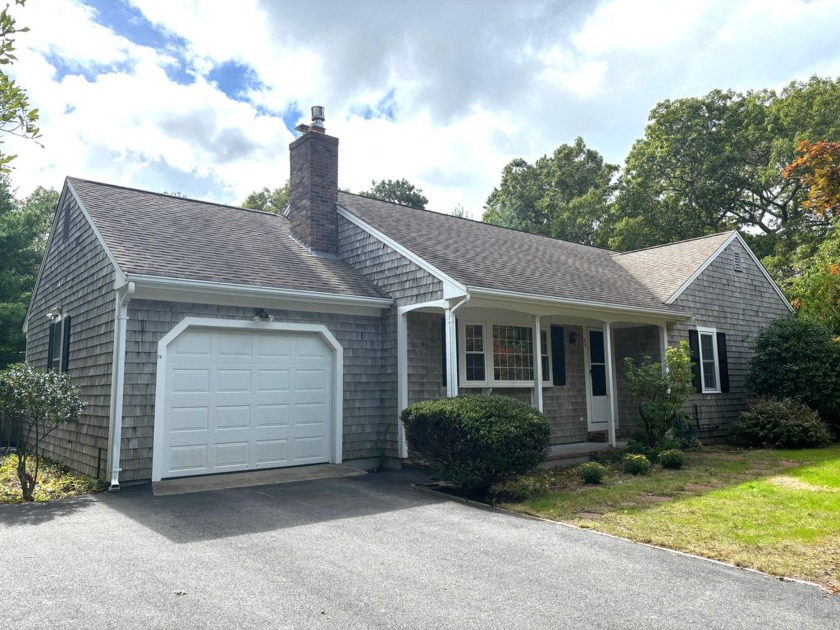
left=5, top=0, right=840, bottom=218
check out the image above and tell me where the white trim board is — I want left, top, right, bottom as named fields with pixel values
left=151, top=317, right=344, bottom=482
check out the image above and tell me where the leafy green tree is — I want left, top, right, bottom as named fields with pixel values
left=0, top=363, right=85, bottom=501
left=359, top=178, right=428, bottom=209
left=786, top=219, right=840, bottom=335
left=482, top=137, right=617, bottom=246
left=0, top=181, right=57, bottom=367
left=0, top=1, right=40, bottom=171
left=623, top=342, right=694, bottom=448
left=241, top=181, right=290, bottom=214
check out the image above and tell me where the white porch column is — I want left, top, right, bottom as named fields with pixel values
left=603, top=321, right=617, bottom=447
left=445, top=307, right=459, bottom=398
left=532, top=315, right=543, bottom=413
left=396, top=309, right=409, bottom=458
left=659, top=324, right=669, bottom=375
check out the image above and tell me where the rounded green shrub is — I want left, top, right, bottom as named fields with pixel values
left=731, top=397, right=832, bottom=449
left=623, top=453, right=651, bottom=475
left=577, top=461, right=607, bottom=484
left=658, top=449, right=684, bottom=470
left=401, top=395, right=551, bottom=498
left=746, top=315, right=840, bottom=434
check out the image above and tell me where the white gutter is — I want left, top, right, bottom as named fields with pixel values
left=445, top=294, right=470, bottom=397
left=107, top=281, right=134, bottom=490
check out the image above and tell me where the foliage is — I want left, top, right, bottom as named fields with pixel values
left=493, top=469, right=554, bottom=501
left=623, top=453, right=651, bottom=475
left=482, top=137, right=617, bottom=246
left=0, top=363, right=85, bottom=501
left=590, top=447, right=629, bottom=465
left=783, top=140, right=840, bottom=219
left=0, top=453, right=104, bottom=502
left=0, top=1, right=40, bottom=171
left=658, top=449, right=684, bottom=470
left=577, top=461, right=607, bottom=484
left=0, top=181, right=57, bottom=367
left=731, top=397, right=832, bottom=449
left=622, top=341, right=695, bottom=448
left=242, top=181, right=290, bottom=214
left=401, top=395, right=550, bottom=498
left=450, top=203, right=469, bottom=218
left=785, top=218, right=840, bottom=334
left=746, top=314, right=840, bottom=432
left=359, top=178, right=428, bottom=209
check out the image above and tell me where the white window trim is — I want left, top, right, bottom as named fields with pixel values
left=696, top=326, right=721, bottom=394
left=49, top=315, right=66, bottom=373
left=458, top=319, right=552, bottom=388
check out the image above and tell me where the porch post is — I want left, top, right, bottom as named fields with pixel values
left=533, top=315, right=543, bottom=413
left=445, top=307, right=459, bottom=398
left=603, top=321, right=617, bottom=447
left=659, top=324, right=669, bottom=375
left=396, top=309, right=409, bottom=458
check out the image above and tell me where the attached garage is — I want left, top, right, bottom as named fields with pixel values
left=152, top=318, right=343, bottom=482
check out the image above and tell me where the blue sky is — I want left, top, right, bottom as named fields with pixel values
left=6, top=0, right=840, bottom=215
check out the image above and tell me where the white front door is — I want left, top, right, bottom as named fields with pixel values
left=586, top=328, right=610, bottom=431
left=159, top=327, right=334, bottom=479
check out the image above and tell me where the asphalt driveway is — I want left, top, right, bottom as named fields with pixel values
left=1, top=469, right=837, bottom=629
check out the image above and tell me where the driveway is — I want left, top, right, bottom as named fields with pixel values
left=1, top=469, right=837, bottom=629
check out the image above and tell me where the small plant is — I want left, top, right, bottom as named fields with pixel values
left=623, top=454, right=651, bottom=475
left=401, top=395, right=550, bottom=499
left=590, top=447, right=628, bottom=465
left=577, top=461, right=607, bottom=484
left=0, top=363, right=86, bottom=502
left=495, top=470, right=554, bottom=501
left=731, top=397, right=832, bottom=449
left=658, top=449, right=684, bottom=470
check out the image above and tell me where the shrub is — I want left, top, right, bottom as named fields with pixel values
left=623, top=342, right=695, bottom=448
left=495, top=471, right=553, bottom=501
left=746, top=315, right=840, bottom=434
left=658, top=449, right=684, bottom=470
left=731, top=397, right=832, bottom=449
left=577, top=462, right=607, bottom=484
left=401, top=395, right=550, bottom=499
left=590, top=447, right=628, bottom=465
left=623, top=454, right=651, bottom=475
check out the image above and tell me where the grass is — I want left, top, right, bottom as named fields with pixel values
left=501, top=445, right=840, bottom=593
left=0, top=453, right=106, bottom=503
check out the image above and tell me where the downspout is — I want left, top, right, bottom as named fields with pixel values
left=445, top=294, right=470, bottom=398
left=108, top=281, right=134, bottom=490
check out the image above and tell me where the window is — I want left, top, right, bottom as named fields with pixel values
left=689, top=326, right=729, bottom=394
left=47, top=315, right=71, bottom=373
left=460, top=320, right=553, bottom=387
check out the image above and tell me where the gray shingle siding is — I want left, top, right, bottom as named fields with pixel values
left=25, top=193, right=117, bottom=478
left=670, top=239, right=791, bottom=440
left=120, top=300, right=389, bottom=482
left=613, top=325, right=661, bottom=436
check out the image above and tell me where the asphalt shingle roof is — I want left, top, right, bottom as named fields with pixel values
left=69, top=178, right=388, bottom=299
left=339, top=192, right=734, bottom=315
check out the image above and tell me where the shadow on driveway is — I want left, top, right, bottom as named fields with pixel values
left=0, top=496, right=93, bottom=527
left=95, top=468, right=442, bottom=544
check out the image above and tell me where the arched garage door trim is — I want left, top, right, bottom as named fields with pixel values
left=151, top=317, right=343, bottom=482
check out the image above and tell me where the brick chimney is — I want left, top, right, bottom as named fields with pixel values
left=288, top=106, right=339, bottom=255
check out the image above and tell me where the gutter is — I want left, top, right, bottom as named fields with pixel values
left=107, top=281, right=134, bottom=490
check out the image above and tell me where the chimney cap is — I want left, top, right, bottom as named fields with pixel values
left=311, top=105, right=325, bottom=128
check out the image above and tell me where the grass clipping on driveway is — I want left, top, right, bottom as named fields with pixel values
left=504, top=446, right=840, bottom=593
left=1, top=454, right=105, bottom=503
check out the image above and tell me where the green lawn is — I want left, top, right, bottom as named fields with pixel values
left=0, top=454, right=105, bottom=503
left=503, top=446, right=840, bottom=593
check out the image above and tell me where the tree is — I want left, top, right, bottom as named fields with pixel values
left=359, top=178, right=428, bottom=209
left=785, top=219, right=840, bottom=334
left=783, top=140, right=840, bottom=219
left=0, top=181, right=57, bottom=367
left=622, top=342, right=694, bottom=448
left=609, top=78, right=840, bottom=277
left=0, top=1, right=40, bottom=171
left=482, top=137, right=617, bottom=246
left=0, top=363, right=85, bottom=501
left=241, top=181, right=290, bottom=214
left=450, top=204, right=470, bottom=219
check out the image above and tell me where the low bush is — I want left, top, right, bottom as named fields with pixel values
left=658, top=449, right=684, bottom=470
left=577, top=462, right=607, bottom=484
left=731, top=397, right=832, bottom=449
left=401, top=395, right=550, bottom=499
left=623, top=454, right=651, bottom=475
left=495, top=471, right=554, bottom=501
left=590, top=448, right=628, bottom=465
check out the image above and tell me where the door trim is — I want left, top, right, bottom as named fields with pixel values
left=584, top=327, right=611, bottom=432
left=151, top=317, right=343, bottom=482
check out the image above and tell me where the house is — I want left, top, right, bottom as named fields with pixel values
left=24, top=107, right=792, bottom=488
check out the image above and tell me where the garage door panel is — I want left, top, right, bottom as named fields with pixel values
left=161, top=326, right=335, bottom=479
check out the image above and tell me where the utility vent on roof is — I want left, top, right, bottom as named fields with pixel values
left=733, top=250, right=742, bottom=272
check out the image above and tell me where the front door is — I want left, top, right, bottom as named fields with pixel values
left=586, top=328, right=610, bottom=431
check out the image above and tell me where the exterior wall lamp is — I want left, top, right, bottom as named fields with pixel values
left=568, top=331, right=577, bottom=347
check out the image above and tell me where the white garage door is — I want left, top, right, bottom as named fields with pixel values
left=160, top=327, right=334, bottom=479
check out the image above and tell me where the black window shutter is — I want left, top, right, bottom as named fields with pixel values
left=716, top=331, right=729, bottom=393
left=440, top=316, right=447, bottom=387
left=688, top=329, right=701, bottom=392
left=550, top=325, right=566, bottom=386
left=47, top=322, right=56, bottom=371
left=61, top=316, right=72, bottom=373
